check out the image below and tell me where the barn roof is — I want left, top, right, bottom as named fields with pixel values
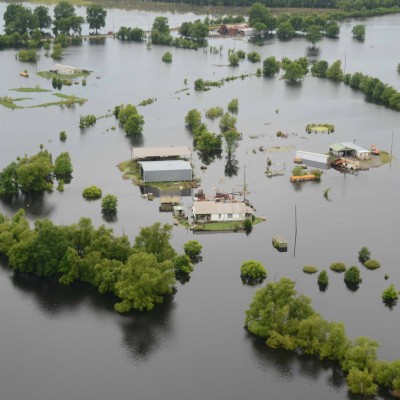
left=140, top=160, right=192, bottom=172
left=132, top=146, right=191, bottom=160
left=192, top=201, right=253, bottom=215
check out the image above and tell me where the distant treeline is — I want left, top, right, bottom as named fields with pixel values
left=139, top=0, right=399, bottom=10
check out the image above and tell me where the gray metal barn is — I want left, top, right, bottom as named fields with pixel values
left=140, top=160, right=192, bottom=183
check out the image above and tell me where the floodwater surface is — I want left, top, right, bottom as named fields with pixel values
left=0, top=5, right=400, bottom=400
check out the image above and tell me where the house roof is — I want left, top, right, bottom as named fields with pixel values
left=132, top=146, right=191, bottom=160
left=192, top=201, right=253, bottom=215
left=340, top=142, right=370, bottom=153
left=140, top=160, right=192, bottom=172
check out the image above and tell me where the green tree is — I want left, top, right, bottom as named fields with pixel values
left=173, top=254, right=193, bottom=275
left=306, top=25, right=322, bottom=47
left=358, top=246, right=371, bottom=263
left=227, top=98, right=239, bottom=113
left=248, top=3, right=275, bottom=33
left=341, top=336, right=379, bottom=372
left=101, top=194, right=118, bottom=214
left=229, top=52, right=240, bottom=66
left=325, top=21, right=340, bottom=38
left=352, top=25, right=365, bottom=40
left=16, top=150, right=54, bottom=192
left=382, top=284, right=398, bottom=304
left=162, top=51, right=172, bottom=63
left=54, top=152, right=73, bottom=178
left=311, top=60, right=329, bottom=78
left=296, top=314, right=328, bottom=355
left=114, top=252, right=175, bottom=312
left=53, top=1, right=84, bottom=36
left=344, top=266, right=361, bottom=284
left=151, top=16, right=172, bottom=45
left=34, top=6, right=52, bottom=31
left=317, top=269, right=329, bottom=286
left=282, top=62, right=305, bottom=82
left=247, top=51, right=261, bottom=63
left=124, top=113, right=145, bottom=137
left=195, top=130, right=222, bottom=155
left=326, top=60, right=344, bottom=81
left=245, top=278, right=315, bottom=350
left=223, top=130, right=240, bottom=160
left=320, top=322, right=350, bottom=362
left=86, top=5, right=107, bottom=35
left=277, top=21, right=295, bottom=40
left=4, top=4, right=38, bottom=35
left=133, top=222, right=177, bottom=263
left=219, top=112, right=237, bottom=133
left=0, top=162, right=19, bottom=195
left=263, top=56, right=280, bottom=77
left=183, top=240, right=202, bottom=260
left=185, top=109, right=202, bottom=131
left=194, top=78, right=206, bottom=91
left=240, top=260, right=266, bottom=284
left=346, top=368, right=378, bottom=396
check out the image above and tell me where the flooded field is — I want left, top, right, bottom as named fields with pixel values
left=0, top=4, right=399, bottom=399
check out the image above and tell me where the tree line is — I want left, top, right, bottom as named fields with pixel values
left=0, top=1, right=107, bottom=49
left=0, top=150, right=73, bottom=194
left=245, top=277, right=400, bottom=396
left=0, top=211, right=202, bottom=312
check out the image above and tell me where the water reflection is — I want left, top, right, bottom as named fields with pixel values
left=102, top=212, right=118, bottom=223
left=11, top=272, right=115, bottom=318
left=118, top=295, right=175, bottom=365
left=0, top=192, right=55, bottom=218
left=224, top=156, right=239, bottom=177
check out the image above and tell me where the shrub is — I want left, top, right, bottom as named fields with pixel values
left=162, top=51, right=172, bottom=63
left=236, top=49, right=246, bottom=59
left=18, top=49, right=37, bottom=62
left=183, top=240, right=202, bottom=260
left=344, top=266, right=361, bottom=284
left=82, top=185, right=102, bottom=199
left=101, top=194, right=118, bottom=214
left=292, top=166, right=305, bottom=177
left=318, top=269, right=329, bottom=285
left=247, top=51, right=261, bottom=63
left=364, top=259, right=381, bottom=270
left=303, top=265, right=318, bottom=274
left=59, top=131, right=67, bottom=141
left=309, top=169, right=322, bottom=179
left=382, top=284, right=398, bottom=304
left=240, top=260, right=267, bottom=284
left=243, top=218, right=253, bottom=234
left=229, top=53, right=240, bottom=66
left=173, top=254, right=193, bottom=275
left=227, top=98, right=239, bottom=113
left=358, top=247, right=371, bottom=264
left=330, top=262, right=347, bottom=273
left=194, top=78, right=207, bottom=91
left=79, top=114, right=97, bottom=129
left=205, top=106, right=224, bottom=119
left=54, top=152, right=73, bottom=177
left=57, top=179, right=64, bottom=191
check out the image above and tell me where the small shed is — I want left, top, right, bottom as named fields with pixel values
left=140, top=160, right=192, bottom=183
left=295, top=151, right=330, bottom=169
left=160, top=195, right=181, bottom=211
left=272, top=236, right=288, bottom=251
left=51, top=64, right=83, bottom=75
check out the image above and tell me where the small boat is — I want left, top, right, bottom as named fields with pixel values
left=371, top=144, right=380, bottom=155
left=20, top=71, right=29, bottom=77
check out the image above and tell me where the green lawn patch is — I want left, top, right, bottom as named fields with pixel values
left=380, top=150, right=392, bottom=165
left=193, top=217, right=264, bottom=232
left=37, top=71, right=91, bottom=80
left=10, top=87, right=51, bottom=93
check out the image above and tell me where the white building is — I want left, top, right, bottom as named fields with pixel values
left=340, top=142, right=370, bottom=160
left=192, top=201, right=253, bottom=222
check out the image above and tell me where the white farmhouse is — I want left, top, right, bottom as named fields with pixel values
left=192, top=201, right=253, bottom=223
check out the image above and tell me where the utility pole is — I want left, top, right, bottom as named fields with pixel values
left=243, top=165, right=246, bottom=202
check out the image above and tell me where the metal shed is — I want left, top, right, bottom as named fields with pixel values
left=295, top=151, right=330, bottom=169
left=140, top=160, right=192, bottom=183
